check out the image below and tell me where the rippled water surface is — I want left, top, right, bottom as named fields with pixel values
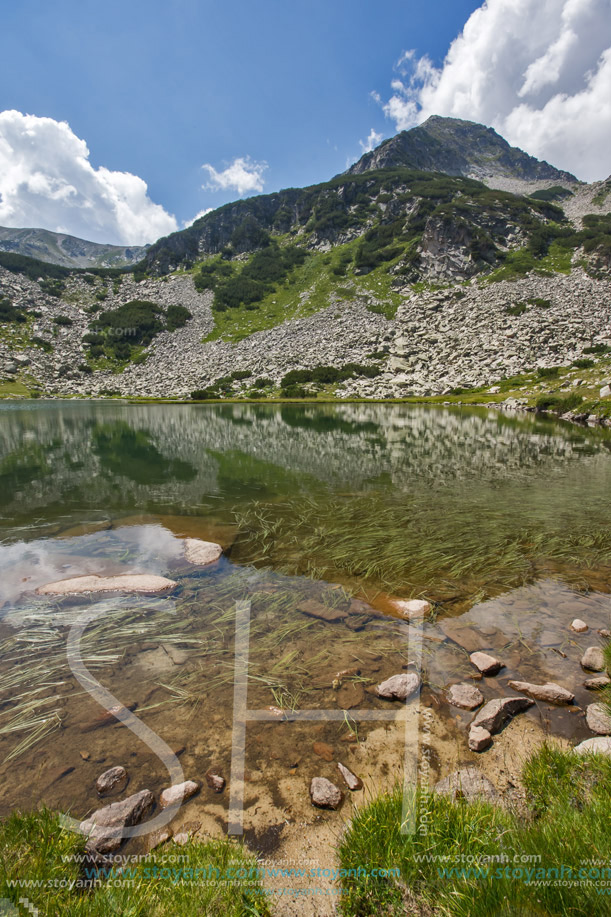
left=0, top=400, right=610, bottom=836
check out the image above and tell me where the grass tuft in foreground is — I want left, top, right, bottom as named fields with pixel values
left=338, top=744, right=611, bottom=916
left=0, top=807, right=270, bottom=916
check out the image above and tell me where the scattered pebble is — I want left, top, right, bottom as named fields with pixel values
left=376, top=672, right=421, bottom=701
left=390, top=599, right=432, bottom=619
left=159, top=780, right=200, bottom=808
left=571, top=619, right=589, bottom=633
left=469, top=652, right=504, bottom=676
left=337, top=762, right=363, bottom=791
left=586, top=704, right=611, bottom=735
left=468, top=726, right=492, bottom=752
left=507, top=681, right=575, bottom=705
left=447, top=683, right=484, bottom=710
left=96, top=766, right=128, bottom=797
left=584, top=675, right=611, bottom=690
left=205, top=771, right=225, bottom=793
left=581, top=646, right=606, bottom=672
left=310, top=777, right=342, bottom=809
left=472, top=696, right=533, bottom=735
left=183, top=539, right=223, bottom=566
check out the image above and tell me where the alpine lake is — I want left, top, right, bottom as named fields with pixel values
left=0, top=399, right=610, bottom=859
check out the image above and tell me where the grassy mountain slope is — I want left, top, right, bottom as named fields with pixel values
left=0, top=225, right=147, bottom=269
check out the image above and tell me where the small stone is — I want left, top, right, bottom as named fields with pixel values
left=183, top=539, right=223, bottom=566
left=507, top=681, right=575, bottom=705
left=80, top=751, right=90, bottom=761
left=472, top=696, right=533, bottom=735
left=571, top=619, right=589, bottom=633
left=586, top=704, right=611, bottom=735
left=599, top=629, right=611, bottom=639
left=96, top=766, right=128, bottom=796
left=435, top=766, right=497, bottom=800
left=313, top=741, right=334, bottom=762
left=159, top=780, right=200, bottom=808
left=468, top=726, right=492, bottom=752
left=376, top=673, right=421, bottom=701
left=205, top=771, right=225, bottom=793
left=574, top=736, right=611, bottom=756
left=37, top=574, right=177, bottom=596
left=390, top=599, right=432, bottom=619
left=447, top=683, right=484, bottom=710
left=337, top=762, right=363, bottom=790
left=584, top=675, right=611, bottom=690
left=309, top=777, right=343, bottom=809
left=469, top=652, right=504, bottom=676
left=581, top=646, right=606, bottom=672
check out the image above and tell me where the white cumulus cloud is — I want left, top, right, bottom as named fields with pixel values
left=201, top=156, right=267, bottom=196
left=359, top=128, right=384, bottom=154
left=379, top=0, right=611, bottom=181
left=0, top=110, right=178, bottom=245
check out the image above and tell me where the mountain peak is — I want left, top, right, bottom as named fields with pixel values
left=348, top=116, right=578, bottom=185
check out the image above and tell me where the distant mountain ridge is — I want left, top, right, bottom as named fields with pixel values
left=347, top=116, right=578, bottom=185
left=0, top=226, right=147, bottom=269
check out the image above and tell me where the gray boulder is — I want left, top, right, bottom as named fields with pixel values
left=310, top=777, right=343, bottom=809
left=581, top=646, right=606, bottom=672
left=80, top=789, right=154, bottom=853
left=470, top=652, right=504, bottom=676
left=507, top=681, right=575, bottom=705
left=586, top=703, right=611, bottom=735
left=447, top=683, right=484, bottom=710
left=472, top=696, right=533, bottom=735
left=376, top=672, right=420, bottom=701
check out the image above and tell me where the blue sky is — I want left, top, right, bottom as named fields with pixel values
left=0, top=0, right=609, bottom=244
left=0, top=0, right=479, bottom=238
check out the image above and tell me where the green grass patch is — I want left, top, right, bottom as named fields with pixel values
left=0, top=380, right=33, bottom=398
left=203, top=241, right=399, bottom=342
left=339, top=745, right=611, bottom=917
left=528, top=186, right=574, bottom=202
left=505, top=302, right=527, bottom=316
left=0, top=807, right=270, bottom=916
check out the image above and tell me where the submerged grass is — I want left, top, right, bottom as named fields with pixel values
left=339, top=744, right=611, bottom=917
left=232, top=490, right=611, bottom=605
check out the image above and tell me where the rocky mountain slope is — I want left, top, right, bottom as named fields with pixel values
left=0, top=117, right=610, bottom=402
left=0, top=225, right=147, bottom=269
left=347, top=116, right=578, bottom=186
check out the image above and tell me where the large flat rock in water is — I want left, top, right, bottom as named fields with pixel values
left=37, top=574, right=177, bottom=596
